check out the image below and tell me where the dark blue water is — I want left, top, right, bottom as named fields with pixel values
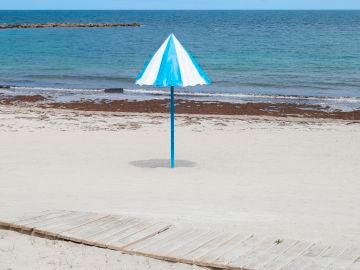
left=1, top=10, right=360, bottom=110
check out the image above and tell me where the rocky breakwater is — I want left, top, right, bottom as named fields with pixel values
left=0, top=22, right=141, bottom=29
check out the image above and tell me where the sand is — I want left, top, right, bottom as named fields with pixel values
left=0, top=104, right=359, bottom=269
left=0, top=230, right=204, bottom=270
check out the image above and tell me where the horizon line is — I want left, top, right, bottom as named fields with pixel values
left=1, top=9, right=360, bottom=11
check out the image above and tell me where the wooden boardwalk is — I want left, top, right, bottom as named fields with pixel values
left=0, top=210, right=359, bottom=270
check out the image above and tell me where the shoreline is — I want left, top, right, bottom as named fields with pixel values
left=1, top=94, right=360, bottom=121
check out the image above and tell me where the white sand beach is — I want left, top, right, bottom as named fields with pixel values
left=0, top=229, right=205, bottom=270
left=0, top=104, right=359, bottom=269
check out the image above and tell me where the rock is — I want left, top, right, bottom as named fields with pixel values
left=0, top=23, right=141, bottom=29
left=0, top=85, right=12, bottom=89
left=104, top=88, right=124, bottom=93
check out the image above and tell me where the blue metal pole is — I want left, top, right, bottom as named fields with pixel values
left=170, top=86, right=175, bottom=168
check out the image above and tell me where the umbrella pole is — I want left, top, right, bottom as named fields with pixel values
left=170, top=86, right=175, bottom=168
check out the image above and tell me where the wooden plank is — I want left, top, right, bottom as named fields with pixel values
left=143, top=229, right=213, bottom=260
left=60, top=214, right=111, bottom=233
left=18, top=211, right=75, bottom=227
left=345, top=261, right=360, bottom=270
left=180, top=234, right=264, bottom=270
left=301, top=245, right=347, bottom=270
left=126, top=227, right=198, bottom=258
left=131, top=230, right=230, bottom=267
left=132, top=228, right=202, bottom=256
left=152, top=229, right=209, bottom=256
left=324, top=246, right=360, bottom=270
left=228, top=237, right=284, bottom=269
left=279, top=242, right=329, bottom=270
left=194, top=233, right=252, bottom=265
left=101, top=221, right=162, bottom=245
left=180, top=232, right=238, bottom=262
left=164, top=230, right=222, bottom=259
left=259, top=241, right=314, bottom=270
left=62, top=215, right=127, bottom=239
left=34, top=212, right=108, bottom=236
left=87, top=219, right=146, bottom=243
left=214, top=234, right=266, bottom=266
left=126, top=228, right=218, bottom=266
left=17, top=210, right=72, bottom=224
left=8, top=210, right=73, bottom=231
left=111, top=222, right=171, bottom=248
left=62, top=216, right=137, bottom=247
left=279, top=243, right=333, bottom=270
left=125, top=227, right=182, bottom=252
left=0, top=210, right=52, bottom=226
left=30, top=212, right=90, bottom=232
left=241, top=239, right=297, bottom=270
left=325, top=266, right=352, bottom=270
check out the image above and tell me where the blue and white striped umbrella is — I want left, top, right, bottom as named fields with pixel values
left=136, top=34, right=210, bottom=168
left=136, top=33, right=210, bottom=87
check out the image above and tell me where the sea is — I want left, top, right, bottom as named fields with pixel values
left=0, top=10, right=360, bottom=111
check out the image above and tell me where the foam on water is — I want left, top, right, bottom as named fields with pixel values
left=2, top=85, right=360, bottom=111
left=124, top=88, right=360, bottom=103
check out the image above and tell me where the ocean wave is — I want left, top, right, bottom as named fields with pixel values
left=6, top=85, right=360, bottom=104
left=25, top=74, right=134, bottom=82
left=123, top=89, right=360, bottom=103
left=12, top=86, right=104, bottom=93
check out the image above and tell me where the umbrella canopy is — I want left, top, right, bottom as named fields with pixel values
left=136, top=34, right=210, bottom=87
left=136, top=34, right=210, bottom=168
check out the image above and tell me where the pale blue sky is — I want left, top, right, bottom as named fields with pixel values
left=1, top=0, right=360, bottom=10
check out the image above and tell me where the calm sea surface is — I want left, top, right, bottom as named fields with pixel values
left=1, top=10, right=360, bottom=110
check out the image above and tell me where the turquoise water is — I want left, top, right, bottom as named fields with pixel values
left=1, top=10, right=360, bottom=110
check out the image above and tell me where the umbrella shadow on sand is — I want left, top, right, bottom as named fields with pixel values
left=129, top=159, right=196, bottom=168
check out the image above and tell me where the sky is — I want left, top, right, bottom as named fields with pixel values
left=1, top=0, right=360, bottom=10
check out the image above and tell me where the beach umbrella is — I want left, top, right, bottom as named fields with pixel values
left=136, top=34, right=210, bottom=168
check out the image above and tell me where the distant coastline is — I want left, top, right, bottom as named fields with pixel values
left=0, top=22, right=141, bottom=29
